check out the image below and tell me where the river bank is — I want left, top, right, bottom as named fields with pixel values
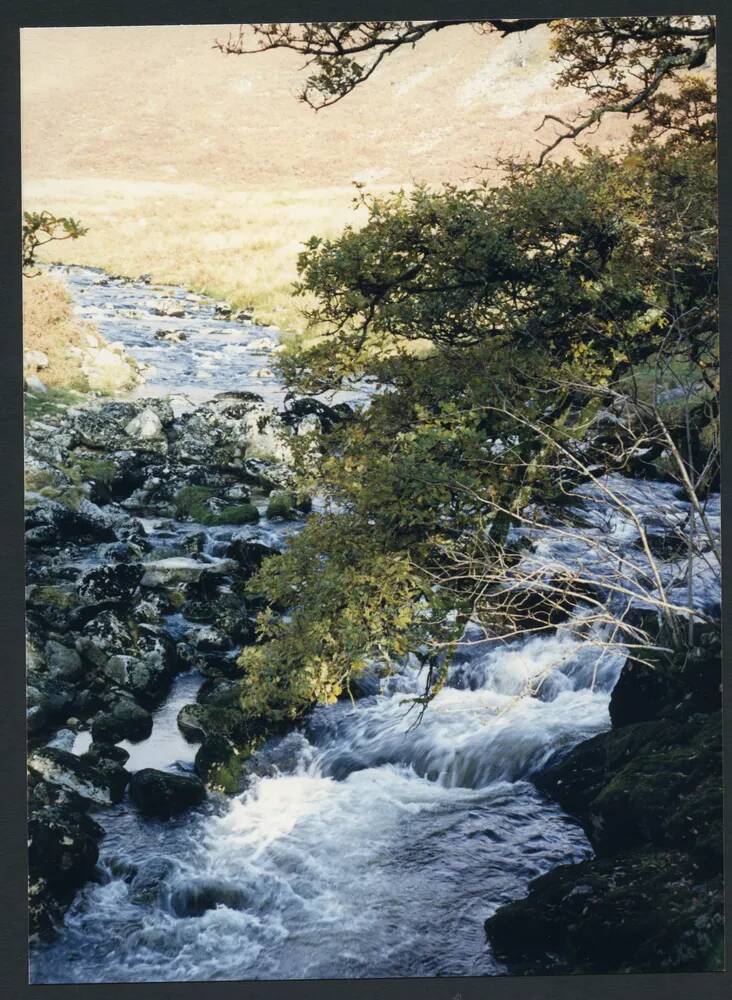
left=25, top=266, right=722, bottom=981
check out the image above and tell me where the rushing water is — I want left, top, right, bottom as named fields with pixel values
left=29, top=266, right=718, bottom=983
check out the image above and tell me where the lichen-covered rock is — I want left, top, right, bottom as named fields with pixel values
left=76, top=562, right=144, bottom=605
left=76, top=610, right=135, bottom=668
left=28, top=746, right=127, bottom=805
left=43, top=640, right=84, bottom=682
left=28, top=804, right=104, bottom=936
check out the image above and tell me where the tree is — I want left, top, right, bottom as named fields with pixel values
left=23, top=211, right=87, bottom=277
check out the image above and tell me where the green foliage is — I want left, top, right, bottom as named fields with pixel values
left=239, top=512, right=460, bottom=720
left=173, top=486, right=259, bottom=525
left=285, top=141, right=715, bottom=398
left=23, top=210, right=88, bottom=277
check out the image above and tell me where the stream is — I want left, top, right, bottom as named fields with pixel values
left=28, top=265, right=716, bottom=983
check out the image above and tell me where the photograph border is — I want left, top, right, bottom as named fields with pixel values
left=1, top=2, right=729, bottom=998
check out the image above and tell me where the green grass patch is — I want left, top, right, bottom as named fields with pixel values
left=24, top=387, right=84, bottom=425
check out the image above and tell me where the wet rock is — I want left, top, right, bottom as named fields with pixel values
left=609, top=632, right=721, bottom=727
left=535, top=713, right=722, bottom=866
left=129, top=768, right=206, bottom=819
left=485, top=850, right=723, bottom=974
left=179, top=682, right=267, bottom=747
left=82, top=742, right=130, bottom=767
left=91, top=701, right=153, bottom=744
left=169, top=877, right=247, bottom=917
left=177, top=703, right=208, bottom=742
left=155, top=329, right=187, bottom=343
left=141, top=556, right=237, bottom=588
left=154, top=299, right=186, bottom=318
left=129, top=857, right=174, bottom=904
left=194, top=735, right=243, bottom=793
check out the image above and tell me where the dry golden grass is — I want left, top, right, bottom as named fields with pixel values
left=23, top=273, right=96, bottom=389
left=21, top=24, right=634, bottom=340
left=24, top=180, right=377, bottom=338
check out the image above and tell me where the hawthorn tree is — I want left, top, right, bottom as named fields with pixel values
left=223, top=17, right=718, bottom=720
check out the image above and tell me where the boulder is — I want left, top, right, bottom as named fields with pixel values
left=76, top=610, right=135, bottom=668
left=44, top=640, right=84, bottom=682
left=74, top=404, right=136, bottom=449
left=81, top=346, right=139, bottom=391
left=609, top=632, right=721, bottom=728
left=28, top=746, right=127, bottom=805
left=25, top=495, right=116, bottom=544
left=535, top=713, right=722, bottom=865
left=129, top=768, right=206, bottom=819
left=141, top=556, right=237, bottom=588
left=485, top=850, right=723, bottom=975
left=25, top=349, right=50, bottom=370
left=28, top=804, right=103, bottom=896
left=194, top=735, right=243, bottom=793
left=25, top=374, right=48, bottom=393
left=76, top=562, right=144, bottom=605
left=124, top=407, right=165, bottom=441
left=91, top=701, right=153, bottom=744
left=265, top=491, right=310, bottom=520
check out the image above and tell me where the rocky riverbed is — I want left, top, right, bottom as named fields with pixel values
left=26, top=266, right=723, bottom=982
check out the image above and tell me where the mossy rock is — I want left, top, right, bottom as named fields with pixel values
left=265, top=491, right=311, bottom=520
left=194, top=735, right=245, bottom=794
left=173, top=485, right=259, bottom=525
left=28, top=585, right=74, bottom=610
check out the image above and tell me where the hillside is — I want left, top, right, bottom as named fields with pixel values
left=21, top=22, right=631, bottom=333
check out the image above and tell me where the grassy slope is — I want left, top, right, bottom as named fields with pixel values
left=21, top=24, right=631, bottom=336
